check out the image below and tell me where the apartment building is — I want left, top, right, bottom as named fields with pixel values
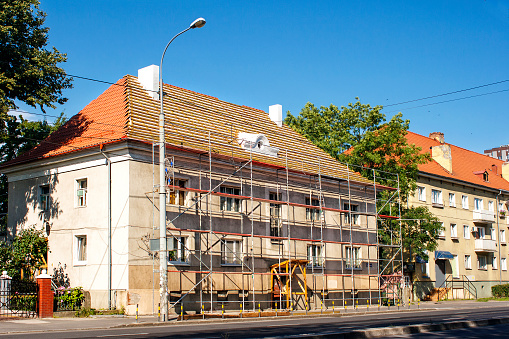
left=407, top=132, right=509, bottom=299
left=484, top=145, right=509, bottom=162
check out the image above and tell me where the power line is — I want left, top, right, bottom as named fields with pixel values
left=384, top=88, right=509, bottom=114
left=384, top=79, right=509, bottom=107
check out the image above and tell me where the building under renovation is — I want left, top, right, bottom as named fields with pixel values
left=1, top=66, right=403, bottom=315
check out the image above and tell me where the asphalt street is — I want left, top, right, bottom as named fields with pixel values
left=1, top=301, right=508, bottom=338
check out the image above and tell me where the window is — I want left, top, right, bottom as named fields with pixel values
left=346, top=246, right=361, bottom=269
left=488, top=201, right=494, bottom=212
left=270, top=192, right=282, bottom=237
left=478, top=255, right=487, bottom=270
left=462, top=195, right=469, bottom=209
left=449, top=193, right=456, bottom=207
left=474, top=198, right=483, bottom=211
left=40, top=185, right=50, bottom=211
left=421, top=262, right=430, bottom=277
left=499, top=202, right=505, bottom=212
left=76, top=179, right=87, bottom=207
left=344, top=203, right=360, bottom=225
left=463, top=225, right=470, bottom=239
left=502, top=258, right=507, bottom=271
left=501, top=229, right=506, bottom=243
left=168, top=237, right=188, bottom=264
left=169, top=179, right=186, bottom=206
left=464, top=255, right=471, bottom=269
left=307, top=244, right=323, bottom=267
left=439, top=222, right=445, bottom=239
left=478, top=226, right=485, bottom=239
left=306, top=197, right=321, bottom=221
left=75, top=235, right=87, bottom=264
left=450, top=224, right=457, bottom=238
left=220, top=187, right=240, bottom=212
left=222, top=240, right=242, bottom=265
left=491, top=227, right=496, bottom=241
left=417, top=187, right=426, bottom=202
left=493, top=256, right=498, bottom=270
left=431, top=190, right=443, bottom=206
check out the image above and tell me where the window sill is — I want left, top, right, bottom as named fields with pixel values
left=74, top=261, right=87, bottom=266
left=465, top=268, right=472, bottom=270
left=451, top=236, right=459, bottom=240
left=432, top=203, right=444, bottom=209
left=221, top=264, right=242, bottom=267
left=75, top=205, right=87, bottom=208
left=169, top=262, right=190, bottom=266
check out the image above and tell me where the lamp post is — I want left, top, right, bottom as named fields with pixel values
left=159, top=17, right=206, bottom=322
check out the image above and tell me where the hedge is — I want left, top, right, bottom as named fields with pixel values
left=492, top=283, right=509, bottom=298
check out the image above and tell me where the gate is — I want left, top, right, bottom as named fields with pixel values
left=0, top=271, right=38, bottom=318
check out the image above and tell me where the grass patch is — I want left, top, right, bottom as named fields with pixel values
left=476, top=297, right=509, bottom=302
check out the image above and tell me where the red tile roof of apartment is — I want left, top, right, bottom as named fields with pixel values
left=2, top=75, right=375, bottom=186
left=406, top=131, right=509, bottom=191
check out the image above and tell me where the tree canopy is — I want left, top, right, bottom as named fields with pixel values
left=0, top=0, right=72, bottom=115
left=284, top=99, right=430, bottom=200
left=0, top=227, right=49, bottom=279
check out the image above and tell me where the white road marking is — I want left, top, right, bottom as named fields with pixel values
left=96, top=333, right=149, bottom=337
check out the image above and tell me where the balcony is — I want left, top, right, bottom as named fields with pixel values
left=474, top=238, right=497, bottom=253
left=473, top=210, right=495, bottom=223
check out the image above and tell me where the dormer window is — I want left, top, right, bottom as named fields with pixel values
left=473, top=170, right=489, bottom=182
left=483, top=171, right=489, bottom=182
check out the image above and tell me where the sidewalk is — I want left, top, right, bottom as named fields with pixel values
left=0, top=300, right=508, bottom=335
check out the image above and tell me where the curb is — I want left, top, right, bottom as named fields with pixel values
left=293, top=316, right=509, bottom=338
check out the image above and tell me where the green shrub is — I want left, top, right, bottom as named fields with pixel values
left=54, top=287, right=84, bottom=311
left=492, top=283, right=509, bottom=297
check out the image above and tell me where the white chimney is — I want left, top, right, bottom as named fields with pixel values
left=138, top=65, right=159, bottom=100
left=269, top=104, right=283, bottom=127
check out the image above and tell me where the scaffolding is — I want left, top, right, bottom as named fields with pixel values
left=150, top=132, right=404, bottom=317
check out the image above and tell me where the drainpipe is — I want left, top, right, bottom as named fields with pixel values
left=496, top=190, right=502, bottom=285
left=100, top=145, right=112, bottom=309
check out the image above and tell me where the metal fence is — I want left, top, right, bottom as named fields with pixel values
left=0, top=272, right=38, bottom=318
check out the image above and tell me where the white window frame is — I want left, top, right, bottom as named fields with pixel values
left=493, top=255, right=498, bottom=270
left=76, top=178, right=88, bottom=207
left=488, top=201, right=494, bottom=212
left=439, top=222, right=445, bottom=239
left=344, top=203, right=359, bottom=225
left=307, top=244, right=323, bottom=268
left=463, top=225, right=470, bottom=239
left=168, top=236, right=189, bottom=264
left=431, top=189, right=443, bottom=206
left=478, top=226, right=486, bottom=239
left=74, top=234, right=87, bottom=265
left=449, top=193, right=456, bottom=207
left=474, top=198, right=483, bottom=211
left=345, top=246, right=361, bottom=269
left=306, top=197, right=321, bottom=221
left=421, top=262, right=430, bottom=277
left=491, top=227, right=497, bottom=241
left=464, top=255, right=471, bottom=270
left=462, top=195, right=469, bottom=209
left=501, top=229, right=506, bottom=244
left=478, top=255, right=487, bottom=270
left=220, top=186, right=240, bottom=212
left=450, top=224, right=457, bottom=239
left=40, top=184, right=50, bottom=211
left=417, top=186, right=426, bottom=202
left=452, top=255, right=459, bottom=278
left=222, top=239, right=243, bottom=265
left=502, top=258, right=507, bottom=271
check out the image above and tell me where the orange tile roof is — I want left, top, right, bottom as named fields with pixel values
left=406, top=131, right=509, bottom=191
left=2, top=75, right=374, bottom=186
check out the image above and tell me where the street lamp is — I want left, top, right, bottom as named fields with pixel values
left=159, top=17, right=206, bottom=322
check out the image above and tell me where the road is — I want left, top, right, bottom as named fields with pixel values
left=2, top=302, right=509, bottom=338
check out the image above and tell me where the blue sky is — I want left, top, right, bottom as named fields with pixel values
left=14, top=0, right=509, bottom=154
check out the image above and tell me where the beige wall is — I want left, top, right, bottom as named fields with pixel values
left=409, top=174, right=509, bottom=288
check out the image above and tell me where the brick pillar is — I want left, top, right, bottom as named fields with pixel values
left=36, top=270, right=53, bottom=318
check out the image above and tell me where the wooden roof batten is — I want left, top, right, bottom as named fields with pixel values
left=2, top=74, right=394, bottom=193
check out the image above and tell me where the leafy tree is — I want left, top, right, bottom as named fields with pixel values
left=0, top=226, right=49, bottom=279
left=285, top=99, right=441, bottom=262
left=285, top=99, right=430, bottom=201
left=0, top=0, right=72, bottom=116
left=0, top=113, right=66, bottom=235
